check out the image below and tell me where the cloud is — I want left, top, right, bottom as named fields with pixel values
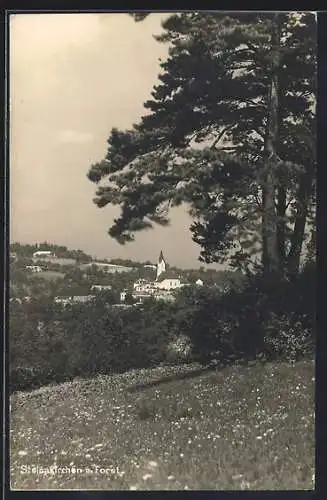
left=57, top=129, right=94, bottom=144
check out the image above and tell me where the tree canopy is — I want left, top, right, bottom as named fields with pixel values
left=88, top=12, right=316, bottom=277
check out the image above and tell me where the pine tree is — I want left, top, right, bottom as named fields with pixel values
left=88, top=12, right=316, bottom=277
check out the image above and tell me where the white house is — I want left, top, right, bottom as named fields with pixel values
left=33, top=250, right=55, bottom=259
left=133, top=278, right=147, bottom=291
left=91, top=284, right=112, bottom=292
left=26, top=265, right=42, bottom=273
left=54, top=295, right=95, bottom=306
left=54, top=297, right=72, bottom=306
left=10, top=297, right=22, bottom=304
left=71, top=295, right=95, bottom=304
left=10, top=296, right=32, bottom=304
left=133, top=279, right=156, bottom=293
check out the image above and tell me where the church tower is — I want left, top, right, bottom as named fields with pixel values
left=156, top=250, right=166, bottom=280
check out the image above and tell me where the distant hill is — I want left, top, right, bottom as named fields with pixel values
left=10, top=242, right=244, bottom=288
left=10, top=242, right=92, bottom=263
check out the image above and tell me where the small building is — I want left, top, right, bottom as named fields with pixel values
left=10, top=297, right=22, bottom=304
left=71, top=295, right=95, bottom=304
left=121, top=290, right=146, bottom=303
left=26, top=265, right=42, bottom=273
left=54, top=297, right=72, bottom=306
left=33, top=250, right=55, bottom=259
left=37, top=321, right=45, bottom=332
left=133, top=279, right=156, bottom=293
left=91, top=284, right=112, bottom=292
left=120, top=290, right=130, bottom=302
left=54, top=295, right=95, bottom=306
left=196, top=278, right=204, bottom=286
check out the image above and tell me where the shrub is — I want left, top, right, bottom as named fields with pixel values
left=165, top=333, right=193, bottom=365
left=263, top=313, right=314, bottom=362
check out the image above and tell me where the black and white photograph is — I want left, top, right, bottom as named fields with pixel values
left=9, top=11, right=316, bottom=490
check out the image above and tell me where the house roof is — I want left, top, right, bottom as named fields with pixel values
left=156, top=270, right=182, bottom=282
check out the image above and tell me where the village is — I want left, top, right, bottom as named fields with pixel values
left=10, top=247, right=207, bottom=308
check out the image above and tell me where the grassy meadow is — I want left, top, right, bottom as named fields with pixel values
left=10, top=359, right=315, bottom=490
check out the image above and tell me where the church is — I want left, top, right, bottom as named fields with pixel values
left=156, top=250, right=166, bottom=280
left=121, top=250, right=190, bottom=303
left=154, top=250, right=191, bottom=290
left=139, top=250, right=189, bottom=291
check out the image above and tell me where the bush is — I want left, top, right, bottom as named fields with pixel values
left=172, top=265, right=315, bottom=365
left=165, top=333, right=193, bottom=365
left=263, top=313, right=314, bottom=362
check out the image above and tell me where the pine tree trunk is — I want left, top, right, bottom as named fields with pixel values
left=262, top=14, right=281, bottom=278
left=276, top=184, right=286, bottom=272
left=306, top=227, right=316, bottom=264
left=287, top=169, right=313, bottom=276
left=261, top=188, right=269, bottom=270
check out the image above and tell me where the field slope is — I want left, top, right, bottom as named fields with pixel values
left=10, top=360, right=315, bottom=490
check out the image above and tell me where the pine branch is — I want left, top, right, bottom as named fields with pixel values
left=210, top=125, right=236, bottom=150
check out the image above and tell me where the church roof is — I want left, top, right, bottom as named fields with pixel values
left=158, top=250, right=165, bottom=263
left=156, top=270, right=183, bottom=282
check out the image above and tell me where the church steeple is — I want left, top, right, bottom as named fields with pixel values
left=156, top=250, right=166, bottom=280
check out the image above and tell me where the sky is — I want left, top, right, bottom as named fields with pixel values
left=10, top=13, right=226, bottom=269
